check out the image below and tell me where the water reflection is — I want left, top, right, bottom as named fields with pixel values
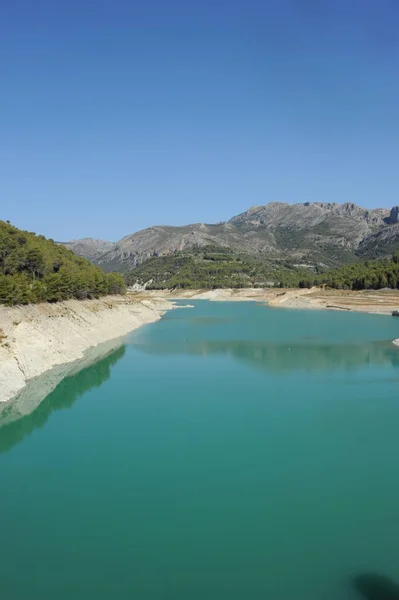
left=0, top=345, right=125, bottom=454
left=133, top=339, right=399, bottom=373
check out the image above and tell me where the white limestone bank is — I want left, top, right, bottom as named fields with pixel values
left=0, top=295, right=171, bottom=404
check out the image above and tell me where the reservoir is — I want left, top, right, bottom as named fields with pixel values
left=1, top=301, right=399, bottom=599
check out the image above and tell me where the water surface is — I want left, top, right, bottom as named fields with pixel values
left=1, top=301, right=399, bottom=600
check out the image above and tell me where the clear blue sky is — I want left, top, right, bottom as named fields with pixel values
left=1, top=0, right=398, bottom=241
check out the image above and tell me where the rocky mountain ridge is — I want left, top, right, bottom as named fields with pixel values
left=60, top=238, right=115, bottom=260
left=64, top=202, right=399, bottom=271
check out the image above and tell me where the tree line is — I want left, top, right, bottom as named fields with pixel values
left=298, top=254, right=399, bottom=290
left=0, top=220, right=126, bottom=305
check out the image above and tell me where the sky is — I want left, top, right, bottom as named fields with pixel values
left=1, top=0, right=399, bottom=241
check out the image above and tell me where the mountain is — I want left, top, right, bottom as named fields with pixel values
left=60, top=238, right=115, bottom=261
left=94, top=223, right=248, bottom=271
left=227, top=202, right=398, bottom=265
left=62, top=202, right=399, bottom=272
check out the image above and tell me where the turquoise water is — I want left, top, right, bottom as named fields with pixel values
left=1, top=301, right=399, bottom=599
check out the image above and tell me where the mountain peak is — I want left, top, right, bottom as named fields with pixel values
left=64, top=202, right=399, bottom=272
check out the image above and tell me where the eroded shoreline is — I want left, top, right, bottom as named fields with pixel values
left=1, top=288, right=399, bottom=408
left=161, top=286, right=399, bottom=315
left=0, top=295, right=172, bottom=404
left=143, top=287, right=399, bottom=346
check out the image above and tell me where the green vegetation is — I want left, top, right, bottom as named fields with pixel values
left=0, top=221, right=126, bottom=305
left=3, top=220, right=396, bottom=302
left=299, top=254, right=399, bottom=290
left=124, top=245, right=399, bottom=291
left=124, top=246, right=314, bottom=289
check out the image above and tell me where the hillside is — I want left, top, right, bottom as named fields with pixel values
left=0, top=221, right=125, bottom=305
left=124, top=246, right=313, bottom=289
left=60, top=238, right=115, bottom=260
left=67, top=202, right=399, bottom=273
left=125, top=244, right=399, bottom=291
left=299, top=254, right=399, bottom=291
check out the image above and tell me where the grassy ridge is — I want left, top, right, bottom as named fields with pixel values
left=0, top=221, right=126, bottom=305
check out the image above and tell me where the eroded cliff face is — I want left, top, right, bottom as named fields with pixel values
left=0, top=295, right=171, bottom=404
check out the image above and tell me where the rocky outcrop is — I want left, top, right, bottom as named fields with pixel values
left=82, top=202, right=399, bottom=271
left=389, top=206, right=399, bottom=224
left=357, top=223, right=399, bottom=258
left=0, top=295, right=171, bottom=403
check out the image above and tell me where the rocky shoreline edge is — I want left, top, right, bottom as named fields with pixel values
left=0, top=295, right=172, bottom=406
